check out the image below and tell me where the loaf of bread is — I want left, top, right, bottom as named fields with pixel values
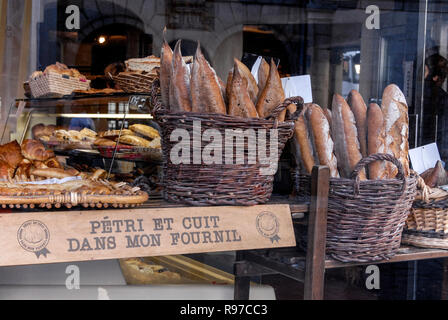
left=21, top=139, right=54, bottom=161
left=15, top=159, right=32, bottom=178
left=190, top=43, right=227, bottom=114
left=257, top=58, right=270, bottom=98
left=44, top=157, right=62, bottom=169
left=421, top=161, right=448, bottom=187
left=291, top=104, right=317, bottom=174
left=306, top=104, right=339, bottom=177
left=256, top=59, right=285, bottom=118
left=0, top=160, right=14, bottom=179
left=169, top=40, right=192, bottom=112
left=382, top=84, right=410, bottom=177
left=160, top=39, right=173, bottom=108
left=322, top=107, right=332, bottom=130
left=228, top=62, right=258, bottom=118
left=29, top=167, right=74, bottom=179
left=332, top=94, right=365, bottom=179
left=93, top=138, right=118, bottom=147
left=347, top=90, right=368, bottom=158
left=0, top=140, right=24, bottom=169
left=234, top=59, right=259, bottom=104
left=118, top=135, right=152, bottom=147
left=367, top=103, right=387, bottom=179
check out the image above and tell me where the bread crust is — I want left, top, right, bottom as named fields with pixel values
left=169, top=40, right=192, bottom=112
left=255, top=59, right=285, bottom=118
left=160, top=40, right=173, bottom=108
left=228, top=63, right=258, bottom=118
left=21, top=139, right=54, bottom=161
left=347, top=90, right=368, bottom=158
left=291, top=104, right=317, bottom=174
left=257, top=58, right=270, bottom=99
left=367, top=103, right=387, bottom=179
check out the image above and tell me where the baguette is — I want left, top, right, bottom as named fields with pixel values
left=29, top=167, right=74, bottom=179
left=291, top=104, right=317, bottom=174
left=322, top=107, right=332, bottom=130
left=169, top=40, right=192, bottom=112
left=190, top=43, right=227, bottom=114
left=331, top=94, right=365, bottom=179
left=367, top=103, right=387, bottom=179
left=381, top=84, right=410, bottom=177
left=347, top=90, right=368, bottom=158
left=228, top=63, right=258, bottom=118
left=306, top=104, right=339, bottom=177
left=234, top=59, right=259, bottom=104
left=257, top=58, right=270, bottom=98
left=160, top=38, right=173, bottom=108
left=255, top=59, right=285, bottom=118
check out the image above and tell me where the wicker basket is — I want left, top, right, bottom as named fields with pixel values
left=114, top=71, right=158, bottom=93
left=152, top=83, right=301, bottom=206
left=295, top=153, right=418, bottom=263
left=402, top=183, right=448, bottom=249
left=28, top=72, right=90, bottom=98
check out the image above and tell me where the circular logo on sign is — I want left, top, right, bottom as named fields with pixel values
left=17, top=220, right=50, bottom=258
left=256, top=211, right=280, bottom=243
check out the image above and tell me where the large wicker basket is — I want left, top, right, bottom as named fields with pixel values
left=29, top=72, right=90, bottom=98
left=295, top=153, right=418, bottom=263
left=152, top=83, right=301, bottom=206
left=402, top=183, right=448, bottom=249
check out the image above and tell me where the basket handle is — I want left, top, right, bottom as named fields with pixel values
left=265, top=96, right=304, bottom=122
left=350, top=153, right=408, bottom=196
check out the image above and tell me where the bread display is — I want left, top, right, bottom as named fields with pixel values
left=190, top=44, right=227, bottom=114
left=306, top=104, right=339, bottom=178
left=347, top=90, right=368, bottom=158
left=367, top=103, right=387, bottom=180
left=255, top=59, right=285, bottom=118
left=332, top=94, right=365, bottom=180
left=228, top=62, right=259, bottom=118
left=382, top=84, right=410, bottom=178
left=169, top=40, right=192, bottom=112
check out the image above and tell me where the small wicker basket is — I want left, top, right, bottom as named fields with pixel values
left=114, top=71, right=158, bottom=93
left=28, top=72, right=90, bottom=98
left=402, top=180, right=448, bottom=249
left=295, top=153, right=418, bottom=263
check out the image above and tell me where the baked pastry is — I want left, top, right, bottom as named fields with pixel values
left=347, top=90, right=368, bottom=158
left=169, top=40, right=192, bottom=112
left=382, top=84, right=410, bottom=177
left=15, top=159, right=32, bottom=179
left=190, top=43, right=227, bottom=114
left=118, top=135, right=152, bottom=147
left=80, top=128, right=97, bottom=138
left=160, top=38, right=173, bottom=108
left=367, top=103, right=387, bottom=180
left=228, top=62, right=258, bottom=118
left=422, top=161, right=448, bottom=188
left=331, top=94, right=365, bottom=179
left=29, top=167, right=74, bottom=179
left=129, top=124, right=160, bottom=139
left=306, top=104, right=339, bottom=178
left=255, top=59, right=285, bottom=118
left=68, top=130, right=83, bottom=142
left=94, top=138, right=118, bottom=147
left=0, top=140, right=24, bottom=169
left=100, top=129, right=134, bottom=138
left=44, top=157, right=62, bottom=169
left=0, top=160, right=14, bottom=179
left=54, top=129, right=71, bottom=141
left=21, top=139, right=54, bottom=161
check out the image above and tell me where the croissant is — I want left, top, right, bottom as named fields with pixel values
left=15, top=159, right=33, bottom=179
left=0, top=140, right=24, bottom=169
left=0, top=160, right=14, bottom=179
left=21, top=139, right=54, bottom=161
left=44, top=157, right=62, bottom=169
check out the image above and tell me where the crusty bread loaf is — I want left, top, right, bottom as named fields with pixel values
left=190, top=43, right=227, bottom=114
left=367, top=103, right=387, bottom=180
left=129, top=124, right=160, bottom=139
left=347, top=90, right=368, bottom=158
left=160, top=39, right=173, bottom=108
left=291, top=104, right=317, bottom=174
left=228, top=63, right=258, bottom=118
left=331, top=94, right=365, bottom=179
left=306, top=104, right=339, bottom=178
left=29, top=167, right=74, bottom=179
left=169, top=40, right=192, bottom=112
left=234, top=58, right=259, bottom=104
left=381, top=84, right=409, bottom=177
left=257, top=58, right=270, bottom=98
left=322, top=107, right=332, bottom=130
left=255, top=59, right=285, bottom=118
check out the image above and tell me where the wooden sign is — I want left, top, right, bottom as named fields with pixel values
left=0, top=204, right=295, bottom=267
